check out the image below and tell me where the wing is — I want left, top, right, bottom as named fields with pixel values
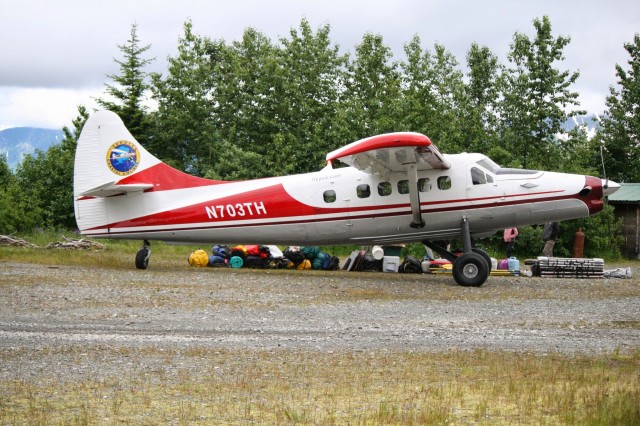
left=326, top=132, right=450, bottom=229
left=325, top=132, right=450, bottom=178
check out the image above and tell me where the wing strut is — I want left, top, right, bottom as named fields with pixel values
left=406, top=154, right=425, bottom=229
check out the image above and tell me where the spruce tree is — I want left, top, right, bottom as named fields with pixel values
left=598, top=34, right=640, bottom=182
left=95, top=23, right=154, bottom=144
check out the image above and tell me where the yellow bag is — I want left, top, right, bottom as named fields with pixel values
left=188, top=249, right=209, bottom=267
left=296, top=259, right=312, bottom=270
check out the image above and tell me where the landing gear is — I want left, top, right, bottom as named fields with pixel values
left=452, top=252, right=489, bottom=287
left=422, top=217, right=491, bottom=287
left=472, top=247, right=492, bottom=273
left=135, top=240, right=151, bottom=270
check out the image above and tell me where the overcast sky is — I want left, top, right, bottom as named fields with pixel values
left=1, top=0, right=638, bottom=130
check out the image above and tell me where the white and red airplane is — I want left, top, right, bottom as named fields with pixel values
left=73, top=110, right=619, bottom=286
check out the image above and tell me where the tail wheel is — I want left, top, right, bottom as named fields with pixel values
left=453, top=252, right=489, bottom=287
left=135, top=247, right=150, bottom=270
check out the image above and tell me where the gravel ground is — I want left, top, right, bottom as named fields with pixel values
left=1, top=261, right=639, bottom=382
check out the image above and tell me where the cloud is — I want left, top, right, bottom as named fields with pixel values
left=0, top=87, right=102, bottom=130
left=1, top=0, right=639, bottom=128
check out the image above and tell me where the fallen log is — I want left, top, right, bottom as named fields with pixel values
left=0, top=235, right=39, bottom=248
left=46, top=236, right=105, bottom=250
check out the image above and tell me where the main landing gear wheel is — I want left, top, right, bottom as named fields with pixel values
left=472, top=247, right=492, bottom=272
left=135, top=240, right=151, bottom=270
left=452, top=252, right=489, bottom=287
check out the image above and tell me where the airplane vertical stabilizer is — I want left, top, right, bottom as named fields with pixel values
left=73, top=110, right=161, bottom=232
left=73, top=110, right=161, bottom=197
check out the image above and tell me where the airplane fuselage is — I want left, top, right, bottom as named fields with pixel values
left=77, top=153, right=604, bottom=246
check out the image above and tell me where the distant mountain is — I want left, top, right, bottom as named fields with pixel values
left=561, top=114, right=602, bottom=139
left=0, top=127, right=64, bottom=170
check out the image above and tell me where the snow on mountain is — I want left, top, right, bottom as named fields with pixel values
left=0, top=127, right=64, bottom=170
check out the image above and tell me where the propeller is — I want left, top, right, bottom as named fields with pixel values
left=600, top=144, right=620, bottom=197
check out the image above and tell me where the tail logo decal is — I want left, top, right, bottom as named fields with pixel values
left=106, top=140, right=140, bottom=176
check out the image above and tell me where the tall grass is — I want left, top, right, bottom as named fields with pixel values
left=1, top=348, right=638, bottom=424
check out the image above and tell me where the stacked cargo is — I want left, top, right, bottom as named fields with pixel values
left=526, top=257, right=605, bottom=278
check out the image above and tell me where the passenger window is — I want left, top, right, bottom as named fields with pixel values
left=486, top=174, right=494, bottom=183
left=378, top=181, right=392, bottom=196
left=418, top=178, right=431, bottom=192
left=471, top=167, right=486, bottom=185
left=323, top=190, right=336, bottom=203
left=397, top=180, right=409, bottom=194
left=437, top=176, right=452, bottom=190
left=356, top=184, right=371, bottom=198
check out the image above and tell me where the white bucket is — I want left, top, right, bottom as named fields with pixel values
left=371, top=245, right=384, bottom=260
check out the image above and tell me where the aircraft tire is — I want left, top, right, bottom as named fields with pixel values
left=472, top=248, right=492, bottom=272
left=452, top=252, right=489, bottom=287
left=135, top=248, right=150, bottom=270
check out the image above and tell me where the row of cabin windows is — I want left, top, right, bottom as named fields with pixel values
left=322, top=167, right=494, bottom=204
left=323, top=176, right=452, bottom=203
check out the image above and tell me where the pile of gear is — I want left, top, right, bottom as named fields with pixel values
left=188, top=244, right=340, bottom=270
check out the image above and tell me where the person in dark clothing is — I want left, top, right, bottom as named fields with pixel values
left=542, top=221, right=560, bottom=257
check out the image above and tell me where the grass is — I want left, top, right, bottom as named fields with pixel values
left=0, top=347, right=638, bottom=425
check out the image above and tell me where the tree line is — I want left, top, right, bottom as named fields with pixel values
left=1, top=16, right=638, bottom=258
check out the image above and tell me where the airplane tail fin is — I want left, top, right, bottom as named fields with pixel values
left=74, top=110, right=161, bottom=199
left=73, top=110, right=217, bottom=235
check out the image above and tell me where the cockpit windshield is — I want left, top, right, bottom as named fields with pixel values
left=475, top=157, right=500, bottom=174
left=476, top=155, right=539, bottom=175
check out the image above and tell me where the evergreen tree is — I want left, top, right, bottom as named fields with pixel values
left=462, top=43, right=502, bottom=155
left=218, top=27, right=281, bottom=177
left=399, top=36, right=465, bottom=152
left=14, top=106, right=89, bottom=230
left=0, top=156, right=41, bottom=234
left=344, top=33, right=401, bottom=138
left=272, top=19, right=347, bottom=173
left=95, top=23, right=154, bottom=144
left=597, top=33, right=640, bottom=182
left=150, top=20, right=221, bottom=174
left=501, top=16, right=584, bottom=170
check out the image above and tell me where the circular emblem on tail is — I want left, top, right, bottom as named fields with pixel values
left=106, top=140, right=140, bottom=176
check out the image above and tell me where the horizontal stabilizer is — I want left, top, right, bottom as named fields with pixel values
left=80, top=182, right=153, bottom=197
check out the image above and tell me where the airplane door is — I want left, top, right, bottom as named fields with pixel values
left=466, top=166, right=513, bottom=231
left=313, top=186, right=351, bottom=237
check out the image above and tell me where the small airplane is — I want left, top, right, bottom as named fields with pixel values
left=73, top=110, right=619, bottom=286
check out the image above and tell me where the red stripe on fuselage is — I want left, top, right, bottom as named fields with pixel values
left=85, top=184, right=573, bottom=234
left=100, top=184, right=318, bottom=229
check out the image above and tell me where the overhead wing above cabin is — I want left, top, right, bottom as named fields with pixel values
left=326, top=132, right=450, bottom=229
left=325, top=132, right=450, bottom=177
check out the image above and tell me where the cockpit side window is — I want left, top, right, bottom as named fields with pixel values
left=471, top=167, right=487, bottom=185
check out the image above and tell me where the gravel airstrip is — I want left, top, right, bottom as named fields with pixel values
left=1, top=260, right=639, bottom=385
